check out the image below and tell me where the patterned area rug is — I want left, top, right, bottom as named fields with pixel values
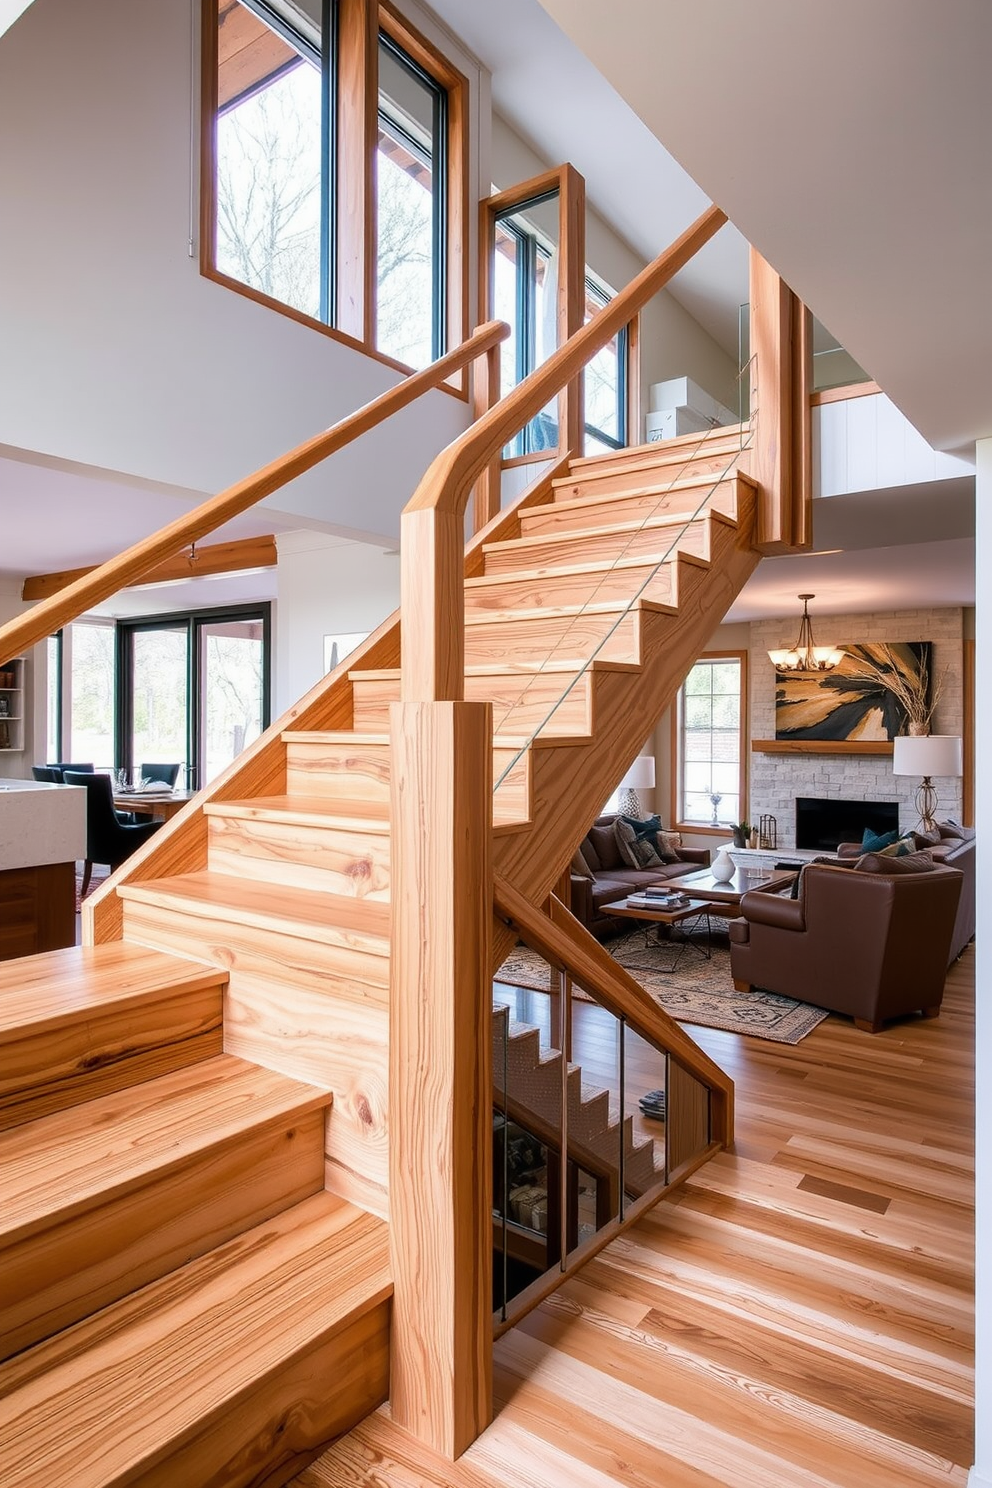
left=496, top=926, right=829, bottom=1045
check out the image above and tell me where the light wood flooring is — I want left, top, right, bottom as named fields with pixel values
left=297, top=947, right=974, bottom=1487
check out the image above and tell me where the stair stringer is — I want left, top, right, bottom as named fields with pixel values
left=489, top=494, right=760, bottom=969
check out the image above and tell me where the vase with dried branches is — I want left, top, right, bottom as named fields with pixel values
left=845, top=644, right=944, bottom=735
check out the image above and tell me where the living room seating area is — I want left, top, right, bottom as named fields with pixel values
left=569, top=813, right=710, bottom=935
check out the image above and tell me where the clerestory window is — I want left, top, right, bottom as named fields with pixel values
left=205, top=0, right=467, bottom=376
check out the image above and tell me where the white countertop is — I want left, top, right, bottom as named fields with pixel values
left=0, top=780, right=86, bottom=871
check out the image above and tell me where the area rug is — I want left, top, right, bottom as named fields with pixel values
left=495, top=927, right=829, bottom=1045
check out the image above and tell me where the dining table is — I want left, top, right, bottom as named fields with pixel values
left=113, top=788, right=197, bottom=823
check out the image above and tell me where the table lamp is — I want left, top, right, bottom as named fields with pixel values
left=618, top=755, right=655, bottom=818
left=892, top=734, right=963, bottom=833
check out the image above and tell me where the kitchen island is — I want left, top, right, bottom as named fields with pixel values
left=0, top=779, right=86, bottom=959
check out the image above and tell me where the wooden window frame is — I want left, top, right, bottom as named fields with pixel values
left=670, top=649, right=749, bottom=835
left=200, top=0, right=469, bottom=397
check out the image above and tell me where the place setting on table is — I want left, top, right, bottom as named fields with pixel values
left=112, top=768, right=195, bottom=822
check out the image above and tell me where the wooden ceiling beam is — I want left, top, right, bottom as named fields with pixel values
left=21, top=535, right=277, bottom=603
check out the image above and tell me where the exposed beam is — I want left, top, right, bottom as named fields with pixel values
left=21, top=535, right=277, bottom=603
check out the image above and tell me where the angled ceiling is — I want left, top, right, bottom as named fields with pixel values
left=536, top=0, right=992, bottom=455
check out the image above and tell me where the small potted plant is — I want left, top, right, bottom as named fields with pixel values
left=730, top=820, right=751, bottom=849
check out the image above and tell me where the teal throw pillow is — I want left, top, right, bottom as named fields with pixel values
left=861, top=826, right=899, bottom=853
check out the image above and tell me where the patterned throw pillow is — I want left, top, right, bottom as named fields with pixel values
left=877, top=834, right=916, bottom=857
left=657, top=829, right=682, bottom=862
left=619, top=814, right=679, bottom=864
left=854, top=850, right=936, bottom=874
left=861, top=826, right=899, bottom=853
left=614, top=817, right=665, bottom=869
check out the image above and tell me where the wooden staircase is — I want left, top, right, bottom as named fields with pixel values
left=0, top=426, right=760, bottom=1482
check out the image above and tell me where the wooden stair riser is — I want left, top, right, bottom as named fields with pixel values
left=491, top=745, right=532, bottom=825
left=464, top=554, right=683, bottom=613
left=492, top=519, right=760, bottom=906
left=552, top=445, right=748, bottom=501
left=223, top=970, right=390, bottom=1221
left=481, top=513, right=713, bottom=576
left=0, top=960, right=225, bottom=1131
left=467, top=605, right=654, bottom=669
left=0, top=1194, right=391, bottom=1488
left=206, top=811, right=391, bottom=901
left=116, top=898, right=392, bottom=1218
left=351, top=669, right=594, bottom=737
left=0, top=1058, right=330, bottom=1360
left=527, top=475, right=742, bottom=535
left=284, top=735, right=391, bottom=813
left=496, top=1028, right=658, bottom=1185
left=562, top=427, right=746, bottom=482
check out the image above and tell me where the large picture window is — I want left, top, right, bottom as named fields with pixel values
left=205, top=0, right=467, bottom=376
left=675, top=653, right=747, bottom=830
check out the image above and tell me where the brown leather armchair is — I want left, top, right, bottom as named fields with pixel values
left=728, top=859, right=963, bottom=1032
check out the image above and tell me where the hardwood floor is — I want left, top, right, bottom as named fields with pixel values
left=297, top=949, right=975, bottom=1487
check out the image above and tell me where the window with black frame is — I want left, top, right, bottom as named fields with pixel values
left=583, top=279, right=626, bottom=455
left=492, top=195, right=560, bottom=457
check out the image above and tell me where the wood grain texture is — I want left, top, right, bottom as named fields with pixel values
left=0, top=861, right=74, bottom=962
left=0, top=1192, right=391, bottom=1488
left=809, top=379, right=882, bottom=406
left=0, top=942, right=225, bottom=1129
left=752, top=739, right=894, bottom=756
left=521, top=472, right=747, bottom=536
left=400, top=205, right=728, bottom=701
left=205, top=798, right=391, bottom=900
left=0, top=321, right=505, bottom=668
left=0, top=1054, right=329, bottom=1357
left=480, top=509, right=723, bottom=575
left=302, top=952, right=974, bottom=1488
left=20, top=534, right=277, bottom=602
left=388, top=701, right=494, bottom=1457
left=496, top=881, right=733, bottom=1146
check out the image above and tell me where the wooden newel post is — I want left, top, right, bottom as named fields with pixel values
left=388, top=698, right=494, bottom=1459
left=749, top=247, right=812, bottom=555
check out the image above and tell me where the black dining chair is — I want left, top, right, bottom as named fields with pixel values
left=32, top=766, right=63, bottom=783
left=139, top=762, right=181, bottom=787
left=63, top=770, right=163, bottom=895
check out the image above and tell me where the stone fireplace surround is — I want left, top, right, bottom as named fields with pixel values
left=747, top=606, right=965, bottom=851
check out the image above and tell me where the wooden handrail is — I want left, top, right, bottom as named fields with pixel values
left=0, top=320, right=509, bottom=666
left=493, top=876, right=734, bottom=1146
left=399, top=203, right=728, bottom=702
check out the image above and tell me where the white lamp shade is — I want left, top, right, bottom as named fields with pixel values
left=892, top=734, right=963, bottom=778
left=620, top=755, right=656, bottom=790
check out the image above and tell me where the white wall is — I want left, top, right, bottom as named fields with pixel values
left=970, top=437, right=990, bottom=1488
left=272, top=532, right=399, bottom=714
left=0, top=0, right=480, bottom=546
left=490, top=116, right=741, bottom=430
left=815, top=393, right=975, bottom=499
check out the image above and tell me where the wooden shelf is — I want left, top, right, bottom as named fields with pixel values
left=752, top=739, right=894, bottom=756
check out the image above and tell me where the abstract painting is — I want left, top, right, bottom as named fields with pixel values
left=774, top=642, right=932, bottom=742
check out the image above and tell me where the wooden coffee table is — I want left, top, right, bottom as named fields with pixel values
left=664, top=866, right=798, bottom=914
left=609, top=896, right=714, bottom=973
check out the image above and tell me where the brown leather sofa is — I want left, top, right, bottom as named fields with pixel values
left=835, top=823, right=975, bottom=963
left=727, top=857, right=963, bottom=1032
left=570, top=813, right=710, bottom=936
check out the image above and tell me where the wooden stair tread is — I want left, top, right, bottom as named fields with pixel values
left=466, top=596, right=678, bottom=625
left=204, top=795, right=391, bottom=831
left=282, top=730, right=388, bottom=745
left=0, top=1193, right=391, bottom=1487
left=546, top=469, right=744, bottom=508
left=0, top=1054, right=330, bottom=1243
left=118, top=870, right=391, bottom=948
left=0, top=943, right=225, bottom=1038
left=352, top=658, right=640, bottom=681
left=464, top=547, right=709, bottom=589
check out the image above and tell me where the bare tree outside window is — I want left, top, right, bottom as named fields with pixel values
left=216, top=61, right=322, bottom=320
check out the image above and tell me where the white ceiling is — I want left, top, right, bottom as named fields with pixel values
left=536, top=0, right=992, bottom=456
